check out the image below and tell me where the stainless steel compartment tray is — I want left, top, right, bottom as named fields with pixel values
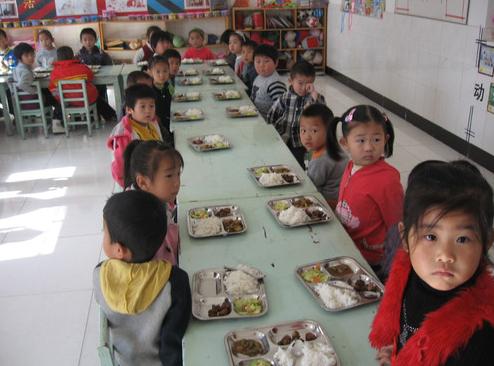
left=247, top=165, right=302, bottom=188
left=187, top=205, right=247, bottom=238
left=266, top=195, right=333, bottom=228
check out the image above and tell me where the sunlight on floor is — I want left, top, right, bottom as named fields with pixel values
left=5, top=167, right=76, bottom=183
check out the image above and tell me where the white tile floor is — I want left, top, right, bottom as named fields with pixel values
left=0, top=75, right=493, bottom=366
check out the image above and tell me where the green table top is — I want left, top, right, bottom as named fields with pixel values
left=179, top=194, right=377, bottom=366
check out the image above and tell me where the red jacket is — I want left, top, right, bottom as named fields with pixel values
left=335, top=159, right=404, bottom=264
left=49, top=59, right=98, bottom=106
left=369, top=249, right=494, bottom=365
left=182, top=47, right=216, bottom=61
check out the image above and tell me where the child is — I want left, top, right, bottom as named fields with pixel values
left=35, top=29, right=57, bottom=68
left=228, top=32, right=244, bottom=75
left=133, top=25, right=161, bottom=64
left=0, top=29, right=16, bottom=72
left=150, top=30, right=172, bottom=57
left=300, top=104, right=348, bottom=209
left=182, top=28, right=216, bottom=61
left=251, top=44, right=286, bottom=119
left=77, top=28, right=112, bottom=66
left=370, top=160, right=494, bottom=365
left=163, top=48, right=181, bottom=89
left=124, top=140, right=183, bottom=265
left=94, top=190, right=191, bottom=366
left=107, top=84, right=162, bottom=187
left=220, top=29, right=235, bottom=68
left=148, top=55, right=172, bottom=143
left=50, top=46, right=116, bottom=125
left=267, top=61, right=325, bottom=167
left=126, top=70, right=153, bottom=88
left=327, top=105, right=404, bottom=274
left=12, top=43, right=36, bottom=95
left=240, top=40, right=257, bottom=96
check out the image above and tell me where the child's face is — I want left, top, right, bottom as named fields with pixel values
left=290, top=74, right=315, bottom=97
left=254, top=55, right=277, bottom=77
left=300, top=115, right=326, bottom=152
left=241, top=46, right=254, bottom=64
left=340, top=122, right=387, bottom=166
left=154, top=40, right=171, bottom=56
left=167, top=57, right=181, bottom=76
left=81, top=33, right=96, bottom=50
left=405, top=209, right=484, bottom=291
left=189, top=32, right=204, bottom=48
left=138, top=157, right=182, bottom=203
left=39, top=33, right=53, bottom=49
left=150, top=62, right=170, bottom=85
left=0, top=35, right=8, bottom=50
left=21, top=52, right=35, bottom=66
left=127, top=97, right=156, bottom=124
left=229, top=35, right=242, bottom=55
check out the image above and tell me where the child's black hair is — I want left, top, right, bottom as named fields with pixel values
left=163, top=48, right=181, bottom=63
left=301, top=104, right=334, bottom=130
left=290, top=60, right=316, bottom=79
left=0, top=29, right=7, bottom=39
left=125, top=84, right=156, bottom=109
left=220, top=29, right=234, bottom=44
left=38, top=29, right=54, bottom=41
left=229, top=31, right=244, bottom=45
left=13, top=42, right=34, bottom=61
left=80, top=27, right=98, bottom=41
left=146, top=25, right=162, bottom=40
left=150, top=30, right=172, bottom=51
left=126, top=70, right=153, bottom=87
left=148, top=55, right=168, bottom=70
left=123, top=140, right=184, bottom=191
left=327, top=105, right=395, bottom=161
left=242, top=39, right=257, bottom=50
left=189, top=28, right=205, bottom=40
left=103, top=190, right=167, bottom=263
left=56, top=46, right=74, bottom=61
left=402, top=160, right=494, bottom=254
left=254, top=44, right=279, bottom=63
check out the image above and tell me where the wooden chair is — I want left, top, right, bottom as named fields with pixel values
left=11, top=80, right=51, bottom=139
left=58, top=79, right=99, bottom=137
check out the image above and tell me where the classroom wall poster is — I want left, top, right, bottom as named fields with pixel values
left=147, top=0, right=183, bottom=14
left=479, top=44, right=494, bottom=77
left=16, top=0, right=55, bottom=20
left=0, top=0, right=18, bottom=18
left=105, top=0, right=147, bottom=13
left=55, top=0, right=97, bottom=15
left=342, top=0, right=385, bottom=19
left=488, top=83, right=494, bottom=114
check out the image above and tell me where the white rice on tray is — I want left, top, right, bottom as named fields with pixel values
left=192, top=217, right=222, bottom=236
left=204, top=134, right=225, bottom=145
left=274, top=339, right=337, bottom=366
left=315, top=283, right=359, bottom=309
left=224, top=270, right=259, bottom=296
left=259, top=173, right=285, bottom=186
left=278, top=206, right=310, bottom=225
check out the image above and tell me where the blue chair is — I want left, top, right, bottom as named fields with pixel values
left=98, top=309, right=115, bottom=366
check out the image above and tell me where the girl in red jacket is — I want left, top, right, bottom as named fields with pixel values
left=370, top=160, right=494, bottom=365
left=327, top=105, right=404, bottom=277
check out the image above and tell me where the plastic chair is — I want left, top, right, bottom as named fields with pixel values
left=98, top=308, right=115, bottom=366
left=11, top=80, right=51, bottom=139
left=58, top=79, right=99, bottom=137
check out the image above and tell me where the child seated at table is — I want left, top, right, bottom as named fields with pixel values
left=149, top=55, right=172, bottom=144
left=267, top=61, right=326, bottom=167
left=163, top=48, right=181, bottom=90
left=49, top=46, right=115, bottom=128
left=220, top=29, right=235, bottom=68
left=240, top=40, right=257, bottom=97
left=300, top=104, right=348, bottom=209
left=0, top=29, right=17, bottom=72
left=182, top=28, right=216, bottom=61
left=107, top=84, right=163, bottom=187
left=35, top=29, right=57, bottom=68
left=94, top=190, right=191, bottom=366
left=251, top=44, right=286, bottom=119
left=150, top=30, right=173, bottom=58
left=12, top=43, right=36, bottom=96
left=133, top=25, right=161, bottom=65
left=228, top=32, right=244, bottom=75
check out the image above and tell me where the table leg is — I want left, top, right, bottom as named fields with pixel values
left=0, top=83, right=13, bottom=135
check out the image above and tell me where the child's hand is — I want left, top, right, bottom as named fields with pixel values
left=376, top=345, right=393, bottom=366
left=306, top=83, right=318, bottom=100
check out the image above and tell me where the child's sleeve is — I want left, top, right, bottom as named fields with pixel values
left=16, top=68, right=37, bottom=94
left=102, top=51, right=113, bottom=66
left=267, top=96, right=288, bottom=136
left=182, top=48, right=192, bottom=59
left=133, top=48, right=144, bottom=64
left=267, top=81, right=287, bottom=103
left=159, top=266, right=192, bottom=366
left=108, top=134, right=129, bottom=187
left=206, top=48, right=216, bottom=60
left=377, top=173, right=404, bottom=230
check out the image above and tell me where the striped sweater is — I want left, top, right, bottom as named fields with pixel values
left=251, top=71, right=287, bottom=119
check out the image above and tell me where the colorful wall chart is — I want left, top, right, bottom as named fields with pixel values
left=16, top=0, right=55, bottom=20
left=342, top=0, right=385, bottom=19
left=147, top=0, right=184, bottom=13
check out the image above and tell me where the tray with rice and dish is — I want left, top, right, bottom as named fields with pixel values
left=204, top=67, right=226, bottom=75
left=296, top=256, right=384, bottom=312
left=248, top=165, right=302, bottom=188
left=182, top=58, right=203, bottom=64
left=172, top=108, right=204, bottom=122
left=179, top=77, right=203, bottom=86
left=210, top=75, right=235, bottom=85
left=188, top=134, right=231, bottom=152
left=173, top=92, right=201, bottom=102
left=213, top=90, right=242, bottom=101
left=267, top=195, right=332, bottom=228
left=225, top=319, right=340, bottom=366
left=187, top=205, right=247, bottom=238
left=226, top=106, right=258, bottom=118
left=177, top=68, right=199, bottom=77
left=192, top=264, right=268, bottom=320
left=210, top=59, right=229, bottom=66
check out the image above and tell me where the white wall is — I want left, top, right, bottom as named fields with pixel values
left=326, top=0, right=494, bottom=157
